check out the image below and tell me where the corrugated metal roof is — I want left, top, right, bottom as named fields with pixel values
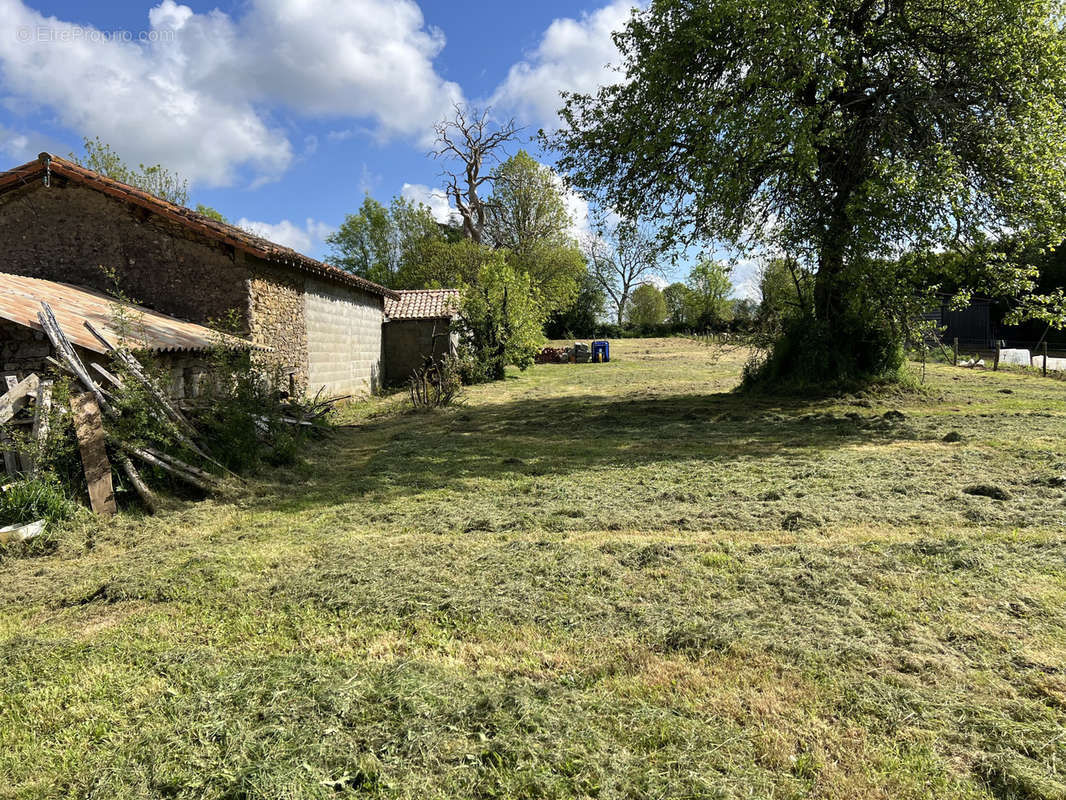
left=0, top=153, right=399, bottom=301
left=385, top=289, right=460, bottom=321
left=0, top=272, right=261, bottom=355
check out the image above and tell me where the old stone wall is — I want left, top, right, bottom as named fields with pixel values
left=0, top=181, right=250, bottom=327
left=0, top=320, right=53, bottom=375
left=304, top=277, right=383, bottom=396
left=383, top=318, right=455, bottom=384
left=246, top=257, right=310, bottom=396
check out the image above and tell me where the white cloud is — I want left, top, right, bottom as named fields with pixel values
left=237, top=216, right=334, bottom=254
left=0, top=0, right=462, bottom=186
left=730, top=259, right=761, bottom=300
left=492, top=0, right=638, bottom=128
left=559, top=182, right=591, bottom=240
left=401, top=182, right=456, bottom=225
left=0, top=126, right=30, bottom=161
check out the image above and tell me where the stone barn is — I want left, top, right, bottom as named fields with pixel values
left=0, top=153, right=397, bottom=398
left=383, top=289, right=459, bottom=384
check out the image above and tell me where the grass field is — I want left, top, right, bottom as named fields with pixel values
left=2, top=337, right=1065, bottom=799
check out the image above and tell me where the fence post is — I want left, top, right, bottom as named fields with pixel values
left=953, top=338, right=959, bottom=366
left=1043, top=342, right=1048, bottom=377
left=993, top=346, right=1000, bottom=372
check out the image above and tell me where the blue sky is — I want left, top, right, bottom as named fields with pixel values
left=0, top=0, right=758, bottom=296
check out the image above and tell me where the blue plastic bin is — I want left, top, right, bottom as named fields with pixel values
left=591, top=340, right=610, bottom=363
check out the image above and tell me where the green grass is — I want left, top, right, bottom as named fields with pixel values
left=2, top=338, right=1065, bottom=799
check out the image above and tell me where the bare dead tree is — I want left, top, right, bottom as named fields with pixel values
left=431, top=105, right=521, bottom=244
left=582, top=214, right=664, bottom=325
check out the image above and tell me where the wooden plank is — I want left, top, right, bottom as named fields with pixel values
left=0, top=374, right=20, bottom=476
left=0, top=429, right=18, bottom=477
left=26, top=380, right=53, bottom=476
left=91, top=362, right=125, bottom=389
left=69, top=392, right=117, bottom=517
left=38, top=303, right=111, bottom=414
left=139, top=446, right=218, bottom=486
left=0, top=373, right=40, bottom=425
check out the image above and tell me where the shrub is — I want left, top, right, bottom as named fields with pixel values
left=0, top=475, right=79, bottom=526
left=409, top=354, right=463, bottom=409
left=192, top=346, right=319, bottom=472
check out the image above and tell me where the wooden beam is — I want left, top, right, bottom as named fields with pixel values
left=127, top=446, right=213, bottom=492
left=25, top=380, right=53, bottom=476
left=91, top=362, right=125, bottom=389
left=0, top=430, right=18, bottom=478
left=0, top=373, right=40, bottom=425
left=69, top=392, right=116, bottom=517
left=116, top=453, right=157, bottom=514
left=37, top=303, right=110, bottom=414
left=138, top=446, right=218, bottom=487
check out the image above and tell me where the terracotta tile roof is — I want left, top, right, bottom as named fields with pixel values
left=385, top=289, right=460, bottom=321
left=0, top=153, right=398, bottom=300
left=0, top=272, right=263, bottom=355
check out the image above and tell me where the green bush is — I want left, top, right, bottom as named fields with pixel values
left=456, top=254, right=545, bottom=383
left=193, top=347, right=318, bottom=472
left=0, top=475, right=79, bottom=526
left=743, top=312, right=905, bottom=390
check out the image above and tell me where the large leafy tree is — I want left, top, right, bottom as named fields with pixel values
left=662, top=282, right=689, bottom=326
left=327, top=195, right=441, bottom=287
left=683, top=258, right=733, bottom=330
left=485, top=150, right=573, bottom=254
left=456, top=253, right=545, bottom=382
left=627, top=283, right=668, bottom=326
left=486, top=150, right=586, bottom=313
left=549, top=0, right=1066, bottom=382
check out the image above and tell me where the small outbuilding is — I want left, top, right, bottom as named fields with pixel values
left=0, top=153, right=397, bottom=398
left=0, top=271, right=256, bottom=398
left=383, top=289, right=459, bottom=384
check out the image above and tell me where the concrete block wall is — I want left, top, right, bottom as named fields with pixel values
left=304, top=277, right=383, bottom=397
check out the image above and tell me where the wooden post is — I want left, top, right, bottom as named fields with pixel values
left=993, top=346, right=1000, bottom=371
left=953, top=338, right=959, bottom=366
left=25, top=380, right=53, bottom=476
left=69, top=392, right=116, bottom=517
left=1043, top=342, right=1049, bottom=377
